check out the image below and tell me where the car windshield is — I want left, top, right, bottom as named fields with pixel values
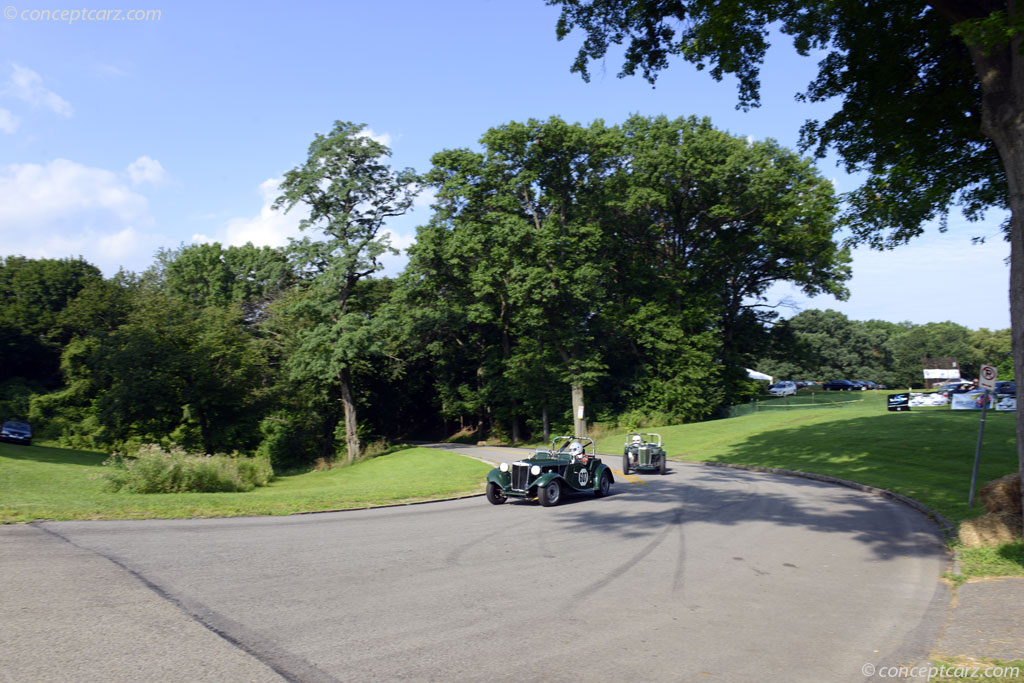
left=4, top=421, right=29, bottom=431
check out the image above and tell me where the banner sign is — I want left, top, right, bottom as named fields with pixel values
left=923, top=369, right=961, bottom=379
left=995, top=395, right=1017, bottom=411
left=887, top=393, right=910, bottom=411
left=952, top=392, right=995, bottom=410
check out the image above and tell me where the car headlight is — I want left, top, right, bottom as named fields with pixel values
left=499, top=462, right=509, bottom=473
left=531, top=465, right=541, bottom=476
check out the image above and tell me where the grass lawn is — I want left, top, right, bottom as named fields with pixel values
left=0, top=444, right=490, bottom=522
left=597, top=390, right=1023, bottom=576
left=927, top=659, right=1024, bottom=683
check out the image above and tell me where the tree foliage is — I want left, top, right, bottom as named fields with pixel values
left=273, top=121, right=419, bottom=463
left=409, top=114, right=847, bottom=432
left=548, top=0, right=1003, bottom=243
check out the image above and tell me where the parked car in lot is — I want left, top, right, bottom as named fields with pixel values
left=935, top=381, right=974, bottom=398
left=858, top=380, right=880, bottom=390
left=995, top=380, right=1016, bottom=395
left=823, top=380, right=861, bottom=391
left=768, top=380, right=797, bottom=397
left=0, top=420, right=32, bottom=446
left=486, top=436, right=614, bottom=507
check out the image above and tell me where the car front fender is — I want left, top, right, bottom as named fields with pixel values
left=487, top=468, right=510, bottom=488
left=532, top=471, right=565, bottom=490
left=592, top=463, right=614, bottom=489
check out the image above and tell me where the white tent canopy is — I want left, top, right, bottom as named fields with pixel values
left=746, top=368, right=773, bottom=383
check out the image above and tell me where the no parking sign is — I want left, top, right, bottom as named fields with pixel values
left=979, top=364, right=997, bottom=391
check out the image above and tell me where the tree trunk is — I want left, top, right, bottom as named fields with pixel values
left=1010, top=217, right=1024, bottom=540
left=999, top=141, right=1024, bottom=542
left=320, top=413, right=340, bottom=462
left=339, top=368, right=360, bottom=464
left=571, top=382, right=586, bottom=437
left=196, top=405, right=212, bottom=455
left=500, top=326, right=521, bottom=443
left=969, top=35, right=1024, bottom=540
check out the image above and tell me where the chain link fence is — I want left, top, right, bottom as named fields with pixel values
left=724, top=392, right=862, bottom=419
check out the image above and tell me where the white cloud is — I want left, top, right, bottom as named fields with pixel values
left=359, top=127, right=393, bottom=147
left=0, top=108, right=18, bottom=133
left=0, top=159, right=149, bottom=225
left=0, top=158, right=163, bottom=275
left=217, top=178, right=304, bottom=248
left=126, top=156, right=169, bottom=186
left=6, top=64, right=73, bottom=117
left=91, top=62, right=127, bottom=78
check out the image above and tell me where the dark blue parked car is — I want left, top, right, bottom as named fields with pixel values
left=995, top=381, right=1016, bottom=395
left=0, top=420, right=32, bottom=446
left=823, top=380, right=861, bottom=391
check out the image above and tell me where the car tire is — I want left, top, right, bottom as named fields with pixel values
left=486, top=482, right=507, bottom=505
left=622, top=454, right=630, bottom=475
left=659, top=455, right=666, bottom=475
left=594, top=470, right=611, bottom=497
left=538, top=479, right=562, bottom=507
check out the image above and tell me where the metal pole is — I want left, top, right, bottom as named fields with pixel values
left=968, top=390, right=991, bottom=507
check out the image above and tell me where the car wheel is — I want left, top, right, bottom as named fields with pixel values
left=622, top=454, right=630, bottom=475
left=486, top=482, right=507, bottom=505
left=595, top=470, right=611, bottom=497
left=538, top=479, right=562, bottom=507
left=659, top=455, right=666, bottom=475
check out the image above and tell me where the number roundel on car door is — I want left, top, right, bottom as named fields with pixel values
left=577, top=468, right=589, bottom=487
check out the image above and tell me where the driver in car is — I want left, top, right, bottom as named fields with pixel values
left=568, top=440, right=588, bottom=464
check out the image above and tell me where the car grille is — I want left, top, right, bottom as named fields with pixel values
left=638, top=446, right=651, bottom=466
left=511, top=463, right=530, bottom=491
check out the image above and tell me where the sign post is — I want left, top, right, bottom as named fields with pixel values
left=968, top=365, right=998, bottom=506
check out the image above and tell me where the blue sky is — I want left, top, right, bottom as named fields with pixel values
left=0, top=0, right=1011, bottom=330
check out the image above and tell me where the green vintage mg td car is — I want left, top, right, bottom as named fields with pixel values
left=486, top=436, right=614, bottom=507
left=622, top=432, right=667, bottom=475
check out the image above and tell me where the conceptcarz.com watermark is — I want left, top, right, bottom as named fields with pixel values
left=862, top=662, right=1022, bottom=679
left=3, top=6, right=161, bottom=22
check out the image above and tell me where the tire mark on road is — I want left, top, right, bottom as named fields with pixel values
left=32, top=522, right=334, bottom=683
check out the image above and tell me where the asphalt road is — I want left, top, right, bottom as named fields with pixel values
left=1, top=447, right=950, bottom=682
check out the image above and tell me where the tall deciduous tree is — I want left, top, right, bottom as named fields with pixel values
left=613, top=114, right=848, bottom=396
left=413, top=115, right=846, bottom=436
left=274, top=121, right=418, bottom=463
left=547, top=0, right=1024, bottom=535
left=422, top=118, right=619, bottom=438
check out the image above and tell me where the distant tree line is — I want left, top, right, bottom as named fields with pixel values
left=753, top=309, right=1013, bottom=390
left=1, top=117, right=1002, bottom=469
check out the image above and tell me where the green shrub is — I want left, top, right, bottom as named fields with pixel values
left=102, top=444, right=273, bottom=494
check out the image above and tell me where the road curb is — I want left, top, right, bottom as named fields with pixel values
left=289, top=491, right=484, bottom=515
left=689, top=459, right=959, bottom=543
